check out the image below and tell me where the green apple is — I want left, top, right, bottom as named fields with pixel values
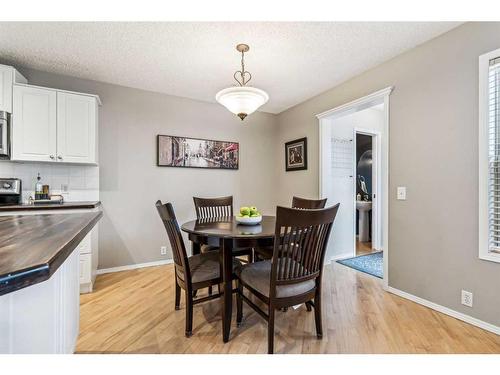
left=242, top=214, right=250, bottom=218
left=249, top=206, right=258, bottom=215
left=240, top=206, right=250, bottom=216
left=250, top=213, right=259, bottom=218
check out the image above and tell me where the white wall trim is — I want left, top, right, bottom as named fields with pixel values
left=316, top=86, right=394, bottom=119
left=325, top=252, right=354, bottom=265
left=97, top=259, right=173, bottom=275
left=318, top=86, right=392, bottom=289
left=387, top=286, right=500, bottom=336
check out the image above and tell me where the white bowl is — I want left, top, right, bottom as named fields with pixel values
left=235, top=215, right=262, bottom=226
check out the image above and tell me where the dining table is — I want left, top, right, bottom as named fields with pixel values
left=181, top=215, right=276, bottom=342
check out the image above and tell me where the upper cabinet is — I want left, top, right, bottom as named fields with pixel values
left=12, top=84, right=100, bottom=165
left=12, top=85, right=57, bottom=162
left=57, top=92, right=97, bottom=164
left=0, top=64, right=27, bottom=113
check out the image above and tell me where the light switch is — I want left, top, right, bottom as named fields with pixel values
left=397, top=186, right=406, bottom=200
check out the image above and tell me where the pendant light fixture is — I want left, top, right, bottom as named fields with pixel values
left=216, top=44, right=269, bottom=121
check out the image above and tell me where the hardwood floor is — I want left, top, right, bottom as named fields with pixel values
left=356, top=238, right=373, bottom=255
left=76, top=263, right=500, bottom=354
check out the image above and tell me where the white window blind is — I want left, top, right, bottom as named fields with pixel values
left=488, top=56, right=500, bottom=253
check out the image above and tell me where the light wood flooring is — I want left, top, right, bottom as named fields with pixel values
left=76, top=263, right=500, bottom=354
left=356, top=238, right=374, bottom=256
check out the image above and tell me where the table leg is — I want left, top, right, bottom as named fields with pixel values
left=191, top=241, right=202, bottom=298
left=192, top=241, right=201, bottom=256
left=220, top=237, right=233, bottom=343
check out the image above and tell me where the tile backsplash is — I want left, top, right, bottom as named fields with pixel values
left=0, top=161, right=99, bottom=203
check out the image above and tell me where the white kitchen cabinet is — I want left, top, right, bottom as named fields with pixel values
left=57, top=92, right=97, bottom=164
left=12, top=85, right=58, bottom=162
left=79, top=253, right=91, bottom=285
left=0, top=64, right=27, bottom=113
left=77, top=226, right=99, bottom=293
left=11, top=84, right=100, bottom=165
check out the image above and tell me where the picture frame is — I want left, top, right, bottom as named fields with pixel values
left=285, top=137, right=307, bottom=171
left=157, top=134, right=239, bottom=170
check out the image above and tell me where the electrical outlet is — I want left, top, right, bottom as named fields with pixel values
left=160, top=246, right=167, bottom=255
left=397, top=186, right=406, bottom=200
left=61, top=184, right=69, bottom=194
left=461, top=290, right=473, bottom=307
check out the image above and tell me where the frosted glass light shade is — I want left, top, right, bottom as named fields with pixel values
left=215, top=86, right=269, bottom=120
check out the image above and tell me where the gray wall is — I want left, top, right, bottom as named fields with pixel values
left=16, top=67, right=278, bottom=269
left=275, top=22, right=500, bottom=326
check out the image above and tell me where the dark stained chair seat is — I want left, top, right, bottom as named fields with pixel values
left=176, top=251, right=242, bottom=284
left=201, top=244, right=219, bottom=253
left=236, top=260, right=315, bottom=298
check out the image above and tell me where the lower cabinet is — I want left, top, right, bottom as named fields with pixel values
left=78, top=228, right=98, bottom=293
left=0, top=249, right=80, bottom=354
left=79, top=253, right=92, bottom=285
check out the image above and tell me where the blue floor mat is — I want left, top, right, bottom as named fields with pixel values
left=336, top=251, right=383, bottom=278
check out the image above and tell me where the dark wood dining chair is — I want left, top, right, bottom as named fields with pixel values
left=291, top=196, right=328, bottom=209
left=254, top=196, right=328, bottom=260
left=193, top=196, right=253, bottom=263
left=235, top=203, right=340, bottom=354
left=193, top=195, right=234, bottom=218
left=156, top=200, right=242, bottom=337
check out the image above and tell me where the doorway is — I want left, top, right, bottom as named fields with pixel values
left=318, top=87, right=392, bottom=285
left=354, top=130, right=380, bottom=256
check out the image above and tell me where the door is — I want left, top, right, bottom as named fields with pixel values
left=329, top=135, right=356, bottom=259
left=0, top=66, right=13, bottom=113
left=12, top=85, right=57, bottom=162
left=57, top=92, right=97, bottom=164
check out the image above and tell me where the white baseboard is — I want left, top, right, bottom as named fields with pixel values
left=387, top=286, right=500, bottom=336
left=97, top=259, right=173, bottom=275
left=326, top=252, right=354, bottom=264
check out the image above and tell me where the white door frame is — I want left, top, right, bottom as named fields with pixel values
left=353, top=128, right=382, bottom=252
left=317, top=86, right=393, bottom=289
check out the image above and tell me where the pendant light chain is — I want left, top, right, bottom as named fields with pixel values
left=233, top=47, right=252, bottom=86
left=240, top=50, right=247, bottom=85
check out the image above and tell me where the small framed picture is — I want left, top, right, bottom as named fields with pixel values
left=285, top=137, right=307, bottom=171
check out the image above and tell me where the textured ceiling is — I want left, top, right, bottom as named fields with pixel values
left=0, top=22, right=461, bottom=113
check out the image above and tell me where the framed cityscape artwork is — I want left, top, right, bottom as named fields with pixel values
left=157, top=135, right=239, bottom=170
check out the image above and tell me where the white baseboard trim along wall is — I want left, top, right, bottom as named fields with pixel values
left=325, top=252, right=354, bottom=265
left=387, top=286, right=500, bottom=336
left=97, top=259, right=173, bottom=275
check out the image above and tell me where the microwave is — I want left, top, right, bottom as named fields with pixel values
left=0, top=111, right=10, bottom=159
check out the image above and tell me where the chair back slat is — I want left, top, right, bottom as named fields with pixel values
left=156, top=200, right=191, bottom=283
left=270, top=204, right=340, bottom=292
left=193, top=196, right=233, bottom=219
left=292, top=196, right=327, bottom=209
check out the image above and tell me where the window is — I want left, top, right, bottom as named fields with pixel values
left=479, top=48, right=500, bottom=263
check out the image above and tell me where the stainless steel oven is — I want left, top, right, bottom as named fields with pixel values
left=0, top=111, right=10, bottom=158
